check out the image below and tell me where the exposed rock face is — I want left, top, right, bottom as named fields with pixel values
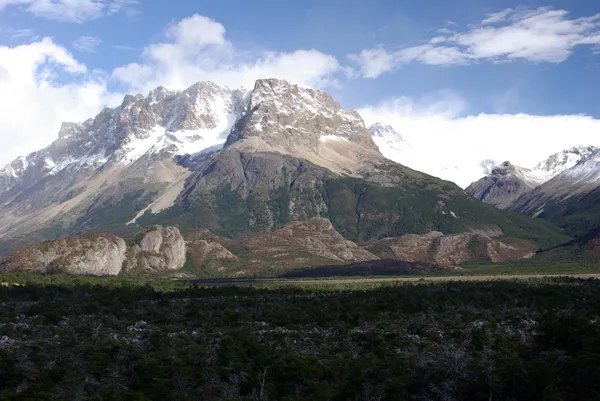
left=184, top=229, right=238, bottom=267
left=0, top=233, right=127, bottom=276
left=466, top=161, right=545, bottom=209
left=187, top=240, right=237, bottom=264
left=586, top=233, right=600, bottom=259
left=126, top=226, right=186, bottom=271
left=1, top=226, right=186, bottom=276
left=225, top=79, right=383, bottom=176
left=241, top=218, right=378, bottom=269
left=369, top=232, right=536, bottom=266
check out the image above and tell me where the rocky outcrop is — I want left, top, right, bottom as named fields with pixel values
left=0, top=233, right=127, bottom=276
left=241, top=218, right=378, bottom=270
left=1, top=226, right=187, bottom=276
left=185, top=229, right=238, bottom=266
left=187, top=240, right=237, bottom=264
left=125, top=226, right=186, bottom=271
left=369, top=232, right=536, bottom=267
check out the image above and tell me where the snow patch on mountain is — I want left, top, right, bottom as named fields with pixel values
left=320, top=135, right=349, bottom=143
left=534, top=146, right=599, bottom=180
left=559, top=149, right=600, bottom=185
left=369, top=123, right=413, bottom=165
left=0, top=82, right=249, bottom=194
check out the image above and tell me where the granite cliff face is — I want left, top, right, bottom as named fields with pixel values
left=0, top=233, right=127, bottom=276
left=225, top=79, right=381, bottom=177
left=1, top=226, right=186, bottom=276
left=124, top=226, right=187, bottom=271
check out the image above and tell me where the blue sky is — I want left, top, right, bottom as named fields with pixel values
left=1, top=0, right=599, bottom=114
left=0, top=0, right=600, bottom=183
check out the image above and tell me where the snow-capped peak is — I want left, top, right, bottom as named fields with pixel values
left=466, top=145, right=600, bottom=198
left=369, top=122, right=411, bottom=163
left=370, top=123, right=403, bottom=139
left=534, top=146, right=599, bottom=178
left=489, top=161, right=549, bottom=187
left=557, top=148, right=600, bottom=186
left=0, top=81, right=253, bottom=195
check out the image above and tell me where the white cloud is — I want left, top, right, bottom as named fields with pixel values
left=359, top=97, right=600, bottom=187
left=0, top=0, right=138, bottom=22
left=352, top=7, right=600, bottom=77
left=0, top=38, right=120, bottom=166
left=112, top=14, right=342, bottom=92
left=72, top=36, right=102, bottom=52
left=348, top=48, right=394, bottom=79
left=0, top=14, right=343, bottom=167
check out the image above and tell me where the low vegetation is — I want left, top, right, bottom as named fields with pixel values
left=1, top=274, right=600, bottom=400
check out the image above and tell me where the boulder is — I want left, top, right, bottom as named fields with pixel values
left=126, top=225, right=186, bottom=271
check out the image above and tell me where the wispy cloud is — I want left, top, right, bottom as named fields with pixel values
left=351, top=7, right=600, bottom=78
left=0, top=26, right=38, bottom=41
left=72, top=36, right=102, bottom=53
left=0, top=0, right=140, bottom=23
left=114, top=44, right=140, bottom=51
left=107, top=0, right=139, bottom=17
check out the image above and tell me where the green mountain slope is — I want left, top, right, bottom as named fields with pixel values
left=528, top=187, right=600, bottom=238
left=137, top=149, right=569, bottom=249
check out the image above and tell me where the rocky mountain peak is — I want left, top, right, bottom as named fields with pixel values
left=250, top=78, right=341, bottom=112
left=224, top=78, right=381, bottom=175
left=491, top=161, right=514, bottom=175
left=466, top=160, right=547, bottom=209
left=369, top=123, right=402, bottom=139
left=0, top=81, right=250, bottom=191
left=534, top=146, right=599, bottom=177
left=57, top=122, right=86, bottom=140
left=369, top=122, right=411, bottom=164
left=469, top=145, right=600, bottom=211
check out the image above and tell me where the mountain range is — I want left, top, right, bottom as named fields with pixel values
left=466, top=146, right=600, bottom=237
left=1, top=78, right=597, bottom=276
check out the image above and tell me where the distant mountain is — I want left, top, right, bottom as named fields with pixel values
left=533, top=146, right=598, bottom=180
left=466, top=161, right=547, bottom=209
left=511, top=148, right=600, bottom=237
left=369, top=123, right=410, bottom=158
left=0, top=78, right=569, bottom=271
left=467, top=147, right=599, bottom=210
